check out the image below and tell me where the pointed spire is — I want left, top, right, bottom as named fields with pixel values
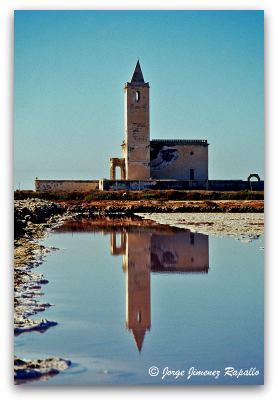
left=132, top=328, right=146, bottom=352
left=131, top=60, right=145, bottom=84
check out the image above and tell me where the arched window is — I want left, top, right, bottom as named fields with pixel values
left=135, top=91, right=140, bottom=102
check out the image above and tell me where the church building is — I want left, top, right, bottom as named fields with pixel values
left=109, top=60, right=209, bottom=182
left=35, top=61, right=263, bottom=192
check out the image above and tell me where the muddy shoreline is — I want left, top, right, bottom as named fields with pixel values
left=14, top=197, right=264, bottom=382
left=64, top=199, right=264, bottom=214
left=14, top=200, right=73, bottom=382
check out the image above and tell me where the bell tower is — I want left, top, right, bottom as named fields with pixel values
left=125, top=231, right=151, bottom=352
left=122, top=61, right=150, bottom=180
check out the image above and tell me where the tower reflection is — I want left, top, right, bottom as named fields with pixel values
left=56, top=219, right=209, bottom=352
left=110, top=228, right=209, bottom=352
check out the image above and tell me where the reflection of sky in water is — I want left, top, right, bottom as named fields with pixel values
left=15, top=220, right=263, bottom=385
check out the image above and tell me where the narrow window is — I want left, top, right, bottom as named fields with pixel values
left=190, top=168, right=195, bottom=180
left=137, top=311, right=141, bottom=323
left=135, top=91, right=140, bottom=102
left=190, top=151, right=194, bottom=155
left=190, top=233, right=195, bottom=245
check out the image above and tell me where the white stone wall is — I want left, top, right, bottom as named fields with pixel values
left=35, top=180, right=99, bottom=192
left=150, top=143, right=208, bottom=180
left=151, top=231, right=209, bottom=272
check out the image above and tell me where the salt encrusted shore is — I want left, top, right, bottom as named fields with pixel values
left=14, top=198, right=264, bottom=382
left=14, top=199, right=72, bottom=382
left=14, top=357, right=71, bottom=384
left=136, top=212, right=264, bottom=241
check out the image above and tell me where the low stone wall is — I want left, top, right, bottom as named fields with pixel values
left=208, top=180, right=264, bottom=191
left=35, top=180, right=99, bottom=192
left=99, top=179, right=264, bottom=191
left=99, top=179, right=158, bottom=191
left=35, top=178, right=264, bottom=192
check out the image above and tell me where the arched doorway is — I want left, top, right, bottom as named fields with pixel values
left=110, top=158, right=126, bottom=180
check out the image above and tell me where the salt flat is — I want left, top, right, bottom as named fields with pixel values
left=136, top=213, right=264, bottom=241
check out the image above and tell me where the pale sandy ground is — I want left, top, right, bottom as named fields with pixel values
left=136, top=213, right=264, bottom=242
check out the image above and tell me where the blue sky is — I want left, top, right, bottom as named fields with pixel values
left=14, top=10, right=264, bottom=189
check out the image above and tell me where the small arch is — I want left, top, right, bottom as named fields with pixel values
left=110, top=158, right=126, bottom=180
left=135, top=90, right=140, bottom=102
left=110, top=232, right=126, bottom=256
left=114, top=166, right=122, bottom=180
left=247, top=174, right=260, bottom=182
left=115, top=233, right=122, bottom=250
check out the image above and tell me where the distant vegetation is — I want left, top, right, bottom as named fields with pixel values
left=14, top=189, right=264, bottom=202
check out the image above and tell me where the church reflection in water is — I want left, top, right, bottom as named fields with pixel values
left=110, top=227, right=209, bottom=352
left=56, top=219, right=209, bottom=352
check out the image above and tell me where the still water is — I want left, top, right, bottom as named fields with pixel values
left=15, top=218, right=264, bottom=385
